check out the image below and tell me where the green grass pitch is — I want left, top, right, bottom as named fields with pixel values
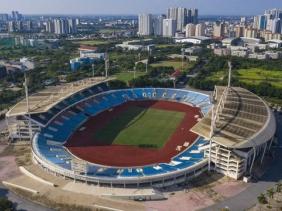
left=94, top=106, right=185, bottom=149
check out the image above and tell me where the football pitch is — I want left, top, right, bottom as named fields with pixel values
left=94, top=106, right=185, bottom=149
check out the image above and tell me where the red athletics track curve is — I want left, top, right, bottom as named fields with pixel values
left=64, top=100, right=201, bottom=167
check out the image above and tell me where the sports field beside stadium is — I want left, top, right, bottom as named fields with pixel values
left=95, top=106, right=185, bottom=148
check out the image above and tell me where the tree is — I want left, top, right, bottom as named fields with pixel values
left=0, top=197, right=13, bottom=211
left=108, top=80, right=128, bottom=89
left=276, top=183, right=282, bottom=193
left=257, top=193, right=267, bottom=204
left=267, top=188, right=275, bottom=199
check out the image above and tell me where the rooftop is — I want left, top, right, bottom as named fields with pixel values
left=6, top=77, right=112, bottom=117
left=191, top=86, right=276, bottom=149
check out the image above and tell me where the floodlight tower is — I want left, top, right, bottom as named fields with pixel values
left=24, top=71, right=32, bottom=141
left=181, top=48, right=185, bottom=71
left=105, top=53, right=109, bottom=78
left=228, top=61, right=232, bottom=88
left=208, top=61, right=233, bottom=171
left=92, top=63, right=95, bottom=78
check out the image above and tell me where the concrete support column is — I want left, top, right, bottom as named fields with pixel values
left=249, top=147, right=256, bottom=175
left=208, top=140, right=212, bottom=171
left=261, top=142, right=268, bottom=164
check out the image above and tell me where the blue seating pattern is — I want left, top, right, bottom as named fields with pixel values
left=33, top=88, right=212, bottom=179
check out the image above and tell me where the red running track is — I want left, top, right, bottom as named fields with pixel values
left=64, top=100, right=201, bottom=167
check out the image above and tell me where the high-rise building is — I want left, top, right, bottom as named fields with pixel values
left=269, top=18, right=281, bottom=33
left=67, top=19, right=77, bottom=34
left=153, top=15, right=165, bottom=36
left=138, top=14, right=153, bottom=36
left=46, top=20, right=55, bottom=33
left=265, top=8, right=282, bottom=19
left=26, top=20, right=33, bottom=31
left=8, top=21, right=15, bottom=32
left=176, top=8, right=187, bottom=31
left=167, top=8, right=178, bottom=21
left=244, top=27, right=258, bottom=38
left=15, top=21, right=23, bottom=32
left=187, top=9, right=192, bottom=24
left=11, top=11, right=22, bottom=21
left=54, top=19, right=68, bottom=35
left=253, top=16, right=259, bottom=29
left=167, top=7, right=198, bottom=31
left=0, top=14, right=9, bottom=21
left=195, top=23, right=206, bottom=36
left=213, top=22, right=225, bottom=38
left=75, top=18, right=80, bottom=25
left=258, top=15, right=267, bottom=30
left=192, top=9, right=198, bottom=24
left=185, top=24, right=196, bottom=37
left=240, top=17, right=246, bottom=24
left=235, top=26, right=245, bottom=38
left=163, top=19, right=176, bottom=37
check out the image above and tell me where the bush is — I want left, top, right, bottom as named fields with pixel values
left=0, top=198, right=13, bottom=211
left=108, top=80, right=128, bottom=89
left=257, top=193, right=268, bottom=204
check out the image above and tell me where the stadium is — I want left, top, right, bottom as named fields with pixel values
left=5, top=75, right=276, bottom=188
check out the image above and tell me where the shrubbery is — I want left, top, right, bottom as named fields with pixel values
left=0, top=198, right=13, bottom=211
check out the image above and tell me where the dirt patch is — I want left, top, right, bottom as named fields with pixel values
left=145, top=190, right=214, bottom=211
left=0, top=145, right=32, bottom=181
left=0, top=156, right=20, bottom=181
left=212, top=180, right=248, bottom=198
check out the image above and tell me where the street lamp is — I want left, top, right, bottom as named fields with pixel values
left=181, top=48, right=185, bottom=72
left=92, top=63, right=95, bottom=78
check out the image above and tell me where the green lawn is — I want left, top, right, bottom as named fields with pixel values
left=237, top=68, right=282, bottom=89
left=155, top=44, right=176, bottom=48
left=150, top=60, right=192, bottom=70
left=113, top=71, right=146, bottom=83
left=99, top=28, right=124, bottom=33
left=207, top=68, right=282, bottom=89
left=206, top=70, right=226, bottom=81
left=95, top=106, right=185, bottom=148
left=73, top=39, right=110, bottom=46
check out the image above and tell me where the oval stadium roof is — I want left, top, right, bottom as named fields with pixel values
left=6, top=77, right=112, bottom=117
left=191, top=86, right=276, bottom=149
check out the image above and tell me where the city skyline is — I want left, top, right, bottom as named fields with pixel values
left=1, top=0, right=282, bottom=16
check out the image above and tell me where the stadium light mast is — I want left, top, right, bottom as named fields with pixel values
left=228, top=61, right=232, bottom=88
left=181, top=48, right=185, bottom=71
left=145, top=59, right=148, bottom=73
left=24, top=71, right=32, bottom=141
left=105, top=53, right=109, bottom=78
left=92, top=63, right=95, bottom=78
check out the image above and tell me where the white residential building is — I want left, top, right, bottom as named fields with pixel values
left=163, top=19, right=177, bottom=37
left=185, top=24, right=196, bottom=37
left=195, top=23, right=206, bottom=36
left=138, top=14, right=153, bottom=36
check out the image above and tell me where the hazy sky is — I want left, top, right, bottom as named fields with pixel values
left=0, top=0, right=282, bottom=15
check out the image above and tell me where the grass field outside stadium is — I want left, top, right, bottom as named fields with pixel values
left=95, top=106, right=185, bottom=149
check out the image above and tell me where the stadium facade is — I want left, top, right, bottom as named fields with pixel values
left=6, top=77, right=276, bottom=187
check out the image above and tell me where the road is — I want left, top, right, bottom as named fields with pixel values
left=203, top=112, right=282, bottom=211
left=0, top=184, right=53, bottom=211
left=0, top=119, right=7, bottom=133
